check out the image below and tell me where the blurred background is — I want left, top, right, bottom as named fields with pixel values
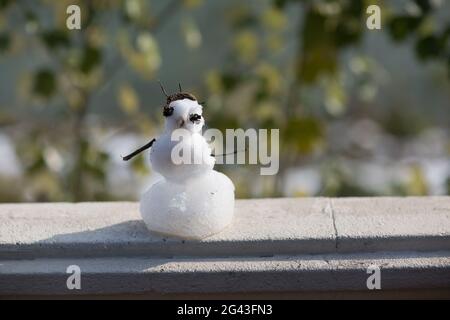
left=0, top=0, right=449, bottom=202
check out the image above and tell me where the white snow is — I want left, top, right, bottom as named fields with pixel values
left=150, top=129, right=215, bottom=182
left=0, top=133, right=22, bottom=178
left=140, top=170, right=235, bottom=239
left=140, top=98, right=235, bottom=239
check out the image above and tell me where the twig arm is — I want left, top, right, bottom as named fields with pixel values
left=122, top=139, right=156, bottom=161
left=211, top=147, right=247, bottom=157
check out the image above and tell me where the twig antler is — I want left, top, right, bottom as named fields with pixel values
left=158, top=80, right=169, bottom=97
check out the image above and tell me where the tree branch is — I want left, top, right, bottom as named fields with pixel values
left=92, top=0, right=183, bottom=100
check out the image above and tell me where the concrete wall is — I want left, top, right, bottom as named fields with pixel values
left=0, top=197, right=449, bottom=299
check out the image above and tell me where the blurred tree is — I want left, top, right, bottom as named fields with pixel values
left=0, top=0, right=186, bottom=201
left=204, top=0, right=449, bottom=197
left=0, top=0, right=448, bottom=201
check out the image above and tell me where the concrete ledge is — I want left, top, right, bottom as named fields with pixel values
left=1, top=197, right=449, bottom=259
left=331, top=197, right=450, bottom=253
left=1, top=252, right=449, bottom=296
left=0, top=198, right=337, bottom=259
left=0, top=197, right=449, bottom=297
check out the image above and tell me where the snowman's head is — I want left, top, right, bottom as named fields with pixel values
left=160, top=85, right=204, bottom=133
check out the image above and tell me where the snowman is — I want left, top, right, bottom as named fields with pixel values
left=123, top=84, right=235, bottom=240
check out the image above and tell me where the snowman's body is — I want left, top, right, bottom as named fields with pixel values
left=140, top=97, right=235, bottom=239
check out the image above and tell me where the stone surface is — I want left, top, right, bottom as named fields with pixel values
left=0, top=197, right=449, bottom=297
left=1, top=252, right=449, bottom=295
left=1, top=198, right=449, bottom=259
left=331, top=197, right=450, bottom=252
left=0, top=198, right=336, bottom=259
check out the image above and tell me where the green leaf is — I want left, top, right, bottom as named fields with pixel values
left=220, top=73, right=241, bottom=91
left=414, top=0, right=432, bottom=15
left=208, top=116, right=240, bottom=133
left=27, top=154, right=46, bottom=175
left=335, top=19, right=362, bottom=47
left=233, top=30, right=259, bottom=63
left=228, top=6, right=257, bottom=30
left=0, top=33, right=11, bottom=53
left=415, top=35, right=444, bottom=60
left=83, top=162, right=106, bottom=181
left=284, top=117, right=324, bottom=154
left=0, top=0, right=11, bottom=10
left=33, top=69, right=57, bottom=98
left=334, top=1, right=364, bottom=47
left=41, top=30, right=70, bottom=50
left=407, top=165, right=429, bottom=195
left=448, top=55, right=450, bottom=79
left=131, top=154, right=149, bottom=176
left=79, top=45, right=102, bottom=74
left=388, top=16, right=423, bottom=41
left=273, top=0, right=288, bottom=9
left=299, top=10, right=337, bottom=83
left=118, top=84, right=140, bottom=114
left=383, top=109, right=427, bottom=137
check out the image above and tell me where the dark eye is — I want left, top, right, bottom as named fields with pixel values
left=163, top=106, right=174, bottom=117
left=189, top=114, right=202, bottom=122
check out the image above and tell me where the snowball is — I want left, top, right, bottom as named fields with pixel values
left=139, top=97, right=235, bottom=239
left=150, top=130, right=215, bottom=182
left=140, top=170, right=235, bottom=240
left=164, top=99, right=204, bottom=133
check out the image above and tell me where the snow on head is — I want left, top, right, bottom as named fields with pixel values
left=164, top=98, right=204, bottom=133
